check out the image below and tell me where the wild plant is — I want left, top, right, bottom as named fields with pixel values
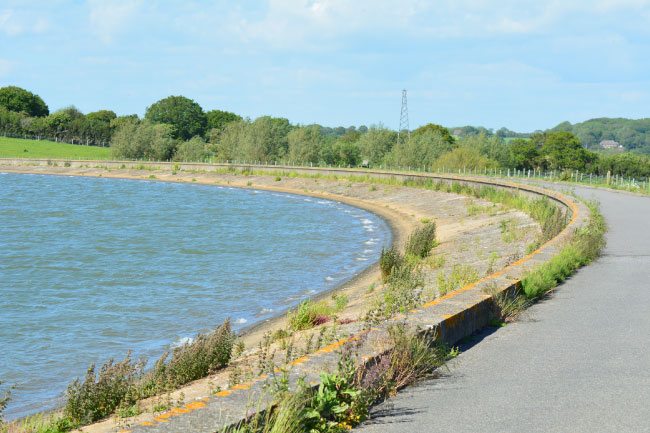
left=404, top=222, right=437, bottom=258
left=379, top=247, right=403, bottom=279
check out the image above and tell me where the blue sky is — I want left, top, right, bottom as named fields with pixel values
left=1, top=1, right=649, bottom=132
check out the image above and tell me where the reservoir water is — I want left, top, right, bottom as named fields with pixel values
left=0, top=172, right=390, bottom=419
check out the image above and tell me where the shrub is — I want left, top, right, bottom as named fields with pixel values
left=64, top=352, right=144, bottom=425
left=404, top=222, right=437, bottom=258
left=143, top=319, right=234, bottom=393
left=287, top=301, right=332, bottom=331
left=379, top=247, right=403, bottom=278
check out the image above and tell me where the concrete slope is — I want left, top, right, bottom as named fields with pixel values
left=356, top=185, right=650, bottom=433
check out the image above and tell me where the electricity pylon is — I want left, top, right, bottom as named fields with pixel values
left=397, top=89, right=410, bottom=145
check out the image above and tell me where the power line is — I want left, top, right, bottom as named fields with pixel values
left=397, top=89, right=410, bottom=145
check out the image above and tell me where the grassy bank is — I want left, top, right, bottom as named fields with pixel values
left=0, top=137, right=111, bottom=160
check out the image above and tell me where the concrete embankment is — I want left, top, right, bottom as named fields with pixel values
left=0, top=159, right=587, bottom=433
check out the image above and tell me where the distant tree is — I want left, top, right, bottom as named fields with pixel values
left=434, top=146, right=499, bottom=171
left=333, top=140, right=362, bottom=166
left=0, top=86, right=49, bottom=117
left=145, top=95, right=207, bottom=140
left=357, top=124, right=396, bottom=165
left=86, top=110, right=117, bottom=124
left=458, top=133, right=514, bottom=168
left=509, top=138, right=540, bottom=170
left=358, top=125, right=368, bottom=134
left=384, top=129, right=456, bottom=169
left=206, top=109, right=242, bottom=131
left=412, top=123, right=454, bottom=144
left=287, top=125, right=324, bottom=164
left=339, top=129, right=361, bottom=143
left=533, top=131, right=596, bottom=171
left=111, top=120, right=177, bottom=160
left=174, top=136, right=212, bottom=162
left=215, top=116, right=292, bottom=163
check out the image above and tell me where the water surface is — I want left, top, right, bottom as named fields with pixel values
left=0, top=173, right=389, bottom=418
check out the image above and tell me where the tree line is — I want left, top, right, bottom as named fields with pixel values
left=2, top=85, right=650, bottom=179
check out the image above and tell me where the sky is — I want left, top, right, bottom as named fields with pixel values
left=1, top=0, right=649, bottom=132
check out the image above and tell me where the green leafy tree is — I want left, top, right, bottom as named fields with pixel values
left=510, top=138, right=540, bottom=170
left=358, top=124, right=396, bottom=165
left=457, top=133, right=514, bottom=168
left=0, top=86, right=49, bottom=117
left=433, top=146, right=499, bottom=171
left=385, top=130, right=456, bottom=169
left=412, top=123, right=454, bottom=145
left=205, top=109, right=242, bottom=131
left=86, top=110, right=117, bottom=124
left=111, top=120, right=177, bottom=160
left=287, top=125, right=324, bottom=164
left=174, top=136, right=213, bottom=161
left=535, top=131, right=597, bottom=171
left=145, top=95, right=207, bottom=140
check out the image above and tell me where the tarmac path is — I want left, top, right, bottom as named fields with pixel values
left=356, top=184, right=650, bottom=433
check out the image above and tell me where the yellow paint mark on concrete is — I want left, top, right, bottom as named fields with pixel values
left=140, top=422, right=156, bottom=426
left=232, top=384, right=249, bottom=390
left=153, top=418, right=169, bottom=423
left=185, top=401, right=207, bottom=410
left=215, top=390, right=232, bottom=397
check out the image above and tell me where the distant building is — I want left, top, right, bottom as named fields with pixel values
left=453, top=129, right=462, bottom=136
left=600, top=140, right=622, bottom=149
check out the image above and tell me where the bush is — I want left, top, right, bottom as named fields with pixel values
left=287, top=301, right=333, bottom=331
left=379, top=247, right=403, bottom=278
left=143, top=319, right=234, bottom=393
left=64, top=352, right=144, bottom=425
left=404, top=223, right=437, bottom=258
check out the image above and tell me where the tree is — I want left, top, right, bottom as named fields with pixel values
left=532, top=131, right=596, bottom=171
left=0, top=86, right=49, bottom=117
left=86, top=110, right=117, bottom=124
left=145, top=95, right=207, bottom=140
left=434, top=146, right=499, bottom=171
left=287, top=125, right=324, bottom=164
left=111, top=120, right=177, bottom=160
left=357, top=124, right=396, bottom=165
left=412, top=123, right=454, bottom=144
left=174, top=136, right=213, bottom=162
left=206, top=109, right=242, bottom=131
left=384, top=129, right=456, bottom=169
left=509, top=138, right=540, bottom=170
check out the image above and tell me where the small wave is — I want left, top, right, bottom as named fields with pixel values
left=306, top=289, right=316, bottom=295
left=365, top=227, right=375, bottom=232
left=171, top=336, right=194, bottom=348
left=253, top=191, right=262, bottom=194
left=361, top=218, right=373, bottom=225
left=234, top=318, right=248, bottom=325
left=363, top=249, right=375, bottom=254
left=317, top=200, right=329, bottom=205
left=325, top=276, right=334, bottom=281
left=303, top=198, right=313, bottom=202
left=355, top=257, right=369, bottom=262
left=364, top=240, right=377, bottom=245
left=259, top=308, right=274, bottom=314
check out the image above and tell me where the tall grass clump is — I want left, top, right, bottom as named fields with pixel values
left=143, top=319, right=235, bottom=392
left=287, top=301, right=334, bottom=331
left=64, top=352, right=144, bottom=425
left=64, top=319, right=234, bottom=426
left=1, top=381, right=14, bottom=433
left=379, top=247, right=403, bottom=279
left=521, top=201, right=605, bottom=299
left=404, top=222, right=437, bottom=258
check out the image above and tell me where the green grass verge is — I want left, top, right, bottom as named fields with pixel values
left=0, top=136, right=111, bottom=160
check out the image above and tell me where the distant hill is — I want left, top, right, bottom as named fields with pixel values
left=549, top=118, right=650, bottom=153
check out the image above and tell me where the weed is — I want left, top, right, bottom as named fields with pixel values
left=246, top=181, right=253, bottom=186
left=404, top=223, right=437, bottom=258
left=420, top=218, right=431, bottom=224
left=485, top=251, right=500, bottom=275
left=379, top=247, right=403, bottom=279
left=148, top=174, right=156, bottom=179
left=332, top=293, right=348, bottom=312
left=436, top=264, right=479, bottom=296
left=369, top=185, right=377, bottom=191
left=483, top=283, right=530, bottom=323
left=191, top=178, right=196, bottom=182
left=287, top=301, right=333, bottom=331
left=275, top=176, right=281, bottom=181
left=426, top=254, right=446, bottom=270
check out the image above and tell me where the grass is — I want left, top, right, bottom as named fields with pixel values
left=0, top=136, right=111, bottom=160
left=404, top=222, right=437, bottom=258
left=286, top=296, right=348, bottom=332
left=435, top=264, right=480, bottom=296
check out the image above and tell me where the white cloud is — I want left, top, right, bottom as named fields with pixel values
left=0, top=8, right=49, bottom=36
left=88, top=0, right=141, bottom=44
left=0, top=58, right=17, bottom=76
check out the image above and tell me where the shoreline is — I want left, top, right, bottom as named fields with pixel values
left=0, top=165, right=414, bottom=421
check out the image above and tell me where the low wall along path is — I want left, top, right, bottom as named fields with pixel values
left=0, top=159, right=588, bottom=433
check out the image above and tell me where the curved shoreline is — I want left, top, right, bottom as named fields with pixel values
left=0, top=165, right=413, bottom=420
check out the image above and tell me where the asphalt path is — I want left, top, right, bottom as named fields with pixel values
left=356, top=185, right=650, bottom=433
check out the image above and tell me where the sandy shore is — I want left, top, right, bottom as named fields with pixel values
left=0, top=164, right=538, bottom=432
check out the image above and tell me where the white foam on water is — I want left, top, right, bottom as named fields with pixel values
left=317, top=201, right=329, bottom=205
left=171, top=336, right=194, bottom=348
left=364, top=227, right=375, bottom=232
left=364, top=240, right=377, bottom=245
left=303, top=198, right=313, bottom=202
left=363, top=249, right=374, bottom=254
left=355, top=257, right=369, bottom=262
left=259, top=308, right=274, bottom=314
left=234, top=318, right=248, bottom=325
left=361, top=218, right=373, bottom=225
left=325, top=276, right=334, bottom=281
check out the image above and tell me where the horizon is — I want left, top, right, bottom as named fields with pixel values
left=1, top=1, right=649, bottom=132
